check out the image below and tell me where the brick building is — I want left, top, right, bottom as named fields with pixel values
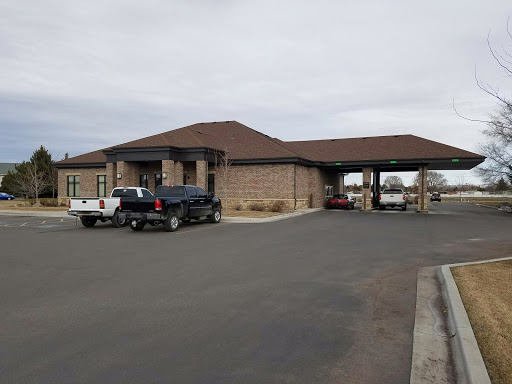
left=55, top=121, right=484, bottom=211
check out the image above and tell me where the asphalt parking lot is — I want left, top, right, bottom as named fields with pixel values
left=1, top=203, right=511, bottom=384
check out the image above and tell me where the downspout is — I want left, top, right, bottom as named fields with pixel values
left=205, top=150, right=209, bottom=191
left=294, top=164, right=297, bottom=210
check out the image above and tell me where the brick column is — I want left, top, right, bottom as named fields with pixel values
left=106, top=162, right=117, bottom=192
left=417, top=165, right=429, bottom=213
left=339, top=174, right=345, bottom=194
left=195, top=160, right=207, bottom=190
left=161, top=160, right=175, bottom=185
left=174, top=161, right=183, bottom=185
left=117, top=161, right=139, bottom=187
left=361, top=167, right=372, bottom=211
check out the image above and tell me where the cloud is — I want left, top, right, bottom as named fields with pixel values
left=1, top=0, right=511, bottom=185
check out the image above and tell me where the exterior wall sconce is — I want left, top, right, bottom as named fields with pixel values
left=117, top=173, right=122, bottom=179
left=162, top=172, right=168, bottom=179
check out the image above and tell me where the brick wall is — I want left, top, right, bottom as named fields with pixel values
left=117, top=161, right=140, bottom=189
left=213, top=163, right=332, bottom=209
left=183, top=162, right=196, bottom=186
left=58, top=161, right=335, bottom=209
left=58, top=167, right=107, bottom=199
left=196, top=161, right=207, bottom=191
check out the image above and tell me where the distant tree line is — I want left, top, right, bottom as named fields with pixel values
left=1, top=146, right=64, bottom=204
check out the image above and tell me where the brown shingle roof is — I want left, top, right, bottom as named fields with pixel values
left=56, top=122, right=483, bottom=165
left=57, top=149, right=108, bottom=165
left=283, top=134, right=483, bottom=162
left=113, top=121, right=299, bottom=160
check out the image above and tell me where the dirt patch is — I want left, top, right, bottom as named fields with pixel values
left=0, top=206, right=67, bottom=212
left=223, top=210, right=293, bottom=218
left=451, top=260, right=512, bottom=384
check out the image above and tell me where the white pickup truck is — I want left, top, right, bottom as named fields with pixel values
left=68, top=187, right=153, bottom=227
left=378, top=188, right=407, bottom=211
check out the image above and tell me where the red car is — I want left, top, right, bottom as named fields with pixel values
left=327, top=194, right=355, bottom=209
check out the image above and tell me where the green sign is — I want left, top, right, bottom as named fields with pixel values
left=335, top=162, right=342, bottom=165
left=452, top=159, right=459, bottom=162
left=390, top=160, right=397, bottom=164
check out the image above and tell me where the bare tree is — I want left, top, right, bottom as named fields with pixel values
left=383, top=176, right=404, bottom=188
left=214, top=147, right=234, bottom=213
left=413, top=171, right=448, bottom=192
left=454, top=19, right=512, bottom=184
left=454, top=175, right=467, bottom=202
left=13, top=160, right=49, bottom=205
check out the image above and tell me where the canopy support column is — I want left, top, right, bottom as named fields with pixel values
left=417, top=165, right=429, bottom=213
left=361, top=167, right=373, bottom=211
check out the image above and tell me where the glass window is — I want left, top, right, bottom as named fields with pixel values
left=140, top=174, right=148, bottom=189
left=97, top=175, right=107, bottom=197
left=185, top=186, right=197, bottom=197
left=208, top=174, right=215, bottom=195
left=111, top=188, right=138, bottom=197
left=67, top=175, right=80, bottom=197
left=196, top=187, right=207, bottom=198
left=155, top=185, right=186, bottom=198
left=142, top=189, right=153, bottom=197
left=155, top=173, right=162, bottom=188
left=183, top=173, right=187, bottom=185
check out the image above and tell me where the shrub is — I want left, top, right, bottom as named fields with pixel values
left=250, top=203, right=266, bottom=211
left=270, top=200, right=286, bottom=212
left=233, top=203, right=243, bottom=211
left=39, top=198, right=59, bottom=207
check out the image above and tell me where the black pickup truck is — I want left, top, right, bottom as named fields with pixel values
left=118, top=185, right=222, bottom=232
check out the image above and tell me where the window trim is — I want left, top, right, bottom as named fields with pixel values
left=67, top=175, right=80, bottom=197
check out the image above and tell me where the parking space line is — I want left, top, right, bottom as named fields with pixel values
left=176, top=223, right=226, bottom=234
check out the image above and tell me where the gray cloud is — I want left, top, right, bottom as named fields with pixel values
left=1, top=0, right=511, bottom=184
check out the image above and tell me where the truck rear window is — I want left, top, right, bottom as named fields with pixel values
left=155, top=186, right=186, bottom=198
left=383, top=189, right=402, bottom=194
left=111, top=189, right=138, bottom=197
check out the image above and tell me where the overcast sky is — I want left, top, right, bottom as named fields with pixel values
left=1, top=1, right=511, bottom=185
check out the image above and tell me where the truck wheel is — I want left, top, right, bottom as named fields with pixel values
left=111, top=210, right=126, bottom=228
left=402, top=205, right=407, bottom=211
left=80, top=217, right=97, bottom=227
left=164, top=212, right=180, bottom=232
left=210, top=209, right=221, bottom=223
left=129, top=220, right=145, bottom=231
left=379, top=205, right=385, bottom=210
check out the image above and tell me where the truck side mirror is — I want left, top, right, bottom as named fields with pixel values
left=208, top=192, right=214, bottom=198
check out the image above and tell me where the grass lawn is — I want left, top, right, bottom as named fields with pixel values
left=451, top=260, right=512, bottom=384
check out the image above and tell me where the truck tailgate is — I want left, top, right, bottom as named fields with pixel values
left=70, top=198, right=100, bottom=211
left=120, top=197, right=157, bottom=213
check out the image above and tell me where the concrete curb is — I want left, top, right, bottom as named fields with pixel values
left=475, top=203, right=512, bottom=213
left=436, top=257, right=512, bottom=384
left=223, top=208, right=323, bottom=223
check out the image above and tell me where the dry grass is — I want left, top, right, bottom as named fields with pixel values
left=0, top=205, right=67, bottom=212
left=0, top=199, right=67, bottom=211
left=223, top=210, right=293, bottom=218
left=442, top=196, right=512, bottom=206
left=451, top=260, right=512, bottom=384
